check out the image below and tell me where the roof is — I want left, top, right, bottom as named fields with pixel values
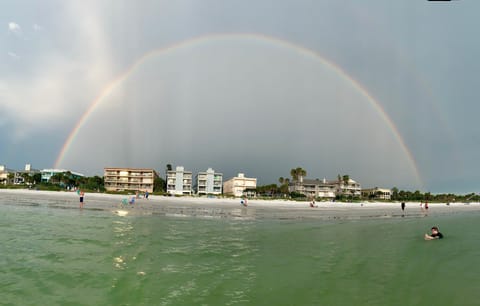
left=293, top=178, right=336, bottom=186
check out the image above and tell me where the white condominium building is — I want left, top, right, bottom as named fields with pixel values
left=104, top=168, right=156, bottom=193
left=195, top=168, right=223, bottom=195
left=166, top=166, right=193, bottom=195
left=223, top=173, right=257, bottom=197
left=336, top=178, right=362, bottom=197
left=289, top=178, right=336, bottom=199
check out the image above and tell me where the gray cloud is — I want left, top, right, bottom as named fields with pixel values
left=7, top=51, right=20, bottom=60
left=2, top=1, right=480, bottom=193
left=8, top=22, right=21, bottom=34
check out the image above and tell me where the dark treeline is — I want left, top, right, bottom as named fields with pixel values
left=391, top=187, right=480, bottom=203
left=256, top=184, right=480, bottom=202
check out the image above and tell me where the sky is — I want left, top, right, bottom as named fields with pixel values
left=1, top=0, right=479, bottom=193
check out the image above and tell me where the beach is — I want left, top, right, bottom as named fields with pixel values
left=1, top=188, right=479, bottom=221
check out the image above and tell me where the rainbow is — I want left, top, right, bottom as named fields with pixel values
left=54, top=32, right=423, bottom=187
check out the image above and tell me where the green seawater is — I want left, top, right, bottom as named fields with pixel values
left=1, top=198, right=480, bottom=306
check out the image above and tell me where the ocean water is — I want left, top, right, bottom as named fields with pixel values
left=1, top=198, right=480, bottom=306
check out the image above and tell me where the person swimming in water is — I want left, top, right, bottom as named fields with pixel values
left=424, top=226, right=443, bottom=240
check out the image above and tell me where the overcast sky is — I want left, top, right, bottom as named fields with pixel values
left=1, top=0, right=479, bottom=193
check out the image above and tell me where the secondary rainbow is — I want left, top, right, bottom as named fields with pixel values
left=54, top=32, right=423, bottom=187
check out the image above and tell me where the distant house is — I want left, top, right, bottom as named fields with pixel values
left=166, top=166, right=193, bottom=195
left=361, top=187, right=392, bottom=200
left=223, top=173, right=257, bottom=197
left=0, top=165, right=15, bottom=185
left=41, top=169, right=84, bottom=184
left=14, top=164, right=40, bottom=185
left=289, top=178, right=336, bottom=199
left=289, top=177, right=361, bottom=199
left=194, top=168, right=223, bottom=195
left=104, top=167, right=156, bottom=193
left=335, top=178, right=362, bottom=198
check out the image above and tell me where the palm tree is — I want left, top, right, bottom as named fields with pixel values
left=21, top=172, right=32, bottom=185
left=342, top=175, right=350, bottom=186
left=290, top=167, right=307, bottom=183
left=7, top=173, right=14, bottom=185
left=298, top=168, right=307, bottom=182
left=278, top=177, right=284, bottom=185
left=290, top=168, right=298, bottom=182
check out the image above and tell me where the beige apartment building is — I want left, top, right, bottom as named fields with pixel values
left=0, top=165, right=14, bottom=185
left=223, top=173, right=257, bottom=197
left=104, top=167, right=156, bottom=193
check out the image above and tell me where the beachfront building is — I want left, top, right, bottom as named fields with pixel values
left=361, top=187, right=392, bottom=200
left=194, top=168, right=223, bottom=195
left=0, top=165, right=15, bottom=185
left=13, top=164, right=40, bottom=185
left=223, top=173, right=257, bottom=197
left=41, top=169, right=85, bottom=183
left=166, top=166, right=193, bottom=195
left=335, top=178, right=362, bottom=198
left=289, top=178, right=336, bottom=199
left=289, top=177, right=361, bottom=199
left=104, top=168, right=156, bottom=193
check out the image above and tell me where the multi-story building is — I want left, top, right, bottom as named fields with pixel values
left=335, top=178, right=362, bottom=198
left=289, top=178, right=336, bottom=199
left=361, top=187, right=392, bottom=200
left=289, top=177, right=361, bottom=199
left=41, top=169, right=84, bottom=183
left=223, top=173, right=257, bottom=197
left=104, top=168, right=156, bottom=193
left=0, top=165, right=15, bottom=185
left=14, top=164, right=40, bottom=185
left=195, top=168, right=223, bottom=195
left=166, top=166, right=193, bottom=195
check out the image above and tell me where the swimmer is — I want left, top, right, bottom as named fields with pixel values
left=424, top=226, right=443, bottom=240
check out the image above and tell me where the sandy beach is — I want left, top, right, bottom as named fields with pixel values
left=1, top=188, right=479, bottom=221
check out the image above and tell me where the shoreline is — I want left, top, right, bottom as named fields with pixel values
left=1, top=188, right=480, bottom=221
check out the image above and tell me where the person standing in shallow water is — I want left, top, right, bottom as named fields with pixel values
left=79, top=191, right=85, bottom=209
left=401, top=202, right=405, bottom=212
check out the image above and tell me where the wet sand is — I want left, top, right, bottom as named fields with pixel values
left=1, top=189, right=479, bottom=221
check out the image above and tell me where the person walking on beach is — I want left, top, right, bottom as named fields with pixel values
left=145, top=190, right=149, bottom=200
left=401, top=202, right=405, bottom=212
left=424, top=226, right=443, bottom=240
left=79, top=191, right=85, bottom=209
